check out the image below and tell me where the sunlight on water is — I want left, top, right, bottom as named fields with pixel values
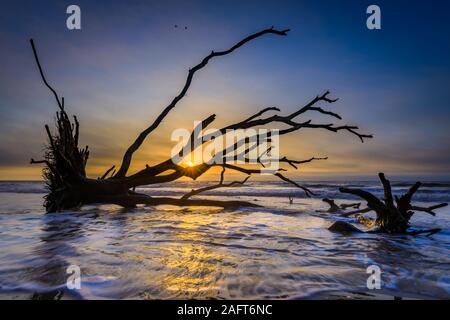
left=0, top=181, right=449, bottom=299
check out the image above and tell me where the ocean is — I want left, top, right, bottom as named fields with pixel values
left=0, top=180, right=449, bottom=299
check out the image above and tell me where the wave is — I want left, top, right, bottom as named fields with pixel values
left=0, top=181, right=47, bottom=194
left=1, top=181, right=449, bottom=202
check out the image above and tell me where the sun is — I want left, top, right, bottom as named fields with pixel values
left=186, top=161, right=194, bottom=167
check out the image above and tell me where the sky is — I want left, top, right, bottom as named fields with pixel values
left=0, top=0, right=449, bottom=181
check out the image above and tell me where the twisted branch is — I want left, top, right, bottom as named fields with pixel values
left=100, top=165, right=116, bottom=180
left=30, top=39, right=63, bottom=110
left=114, top=27, right=290, bottom=178
left=124, top=90, right=372, bottom=197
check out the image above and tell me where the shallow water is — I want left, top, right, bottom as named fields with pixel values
left=0, top=181, right=449, bottom=299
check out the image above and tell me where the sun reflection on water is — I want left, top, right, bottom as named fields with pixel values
left=138, top=209, right=233, bottom=298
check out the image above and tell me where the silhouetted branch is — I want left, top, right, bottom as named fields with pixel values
left=201, top=91, right=373, bottom=143
left=181, top=167, right=250, bottom=200
left=378, top=172, right=394, bottom=208
left=340, top=207, right=371, bottom=217
left=114, top=27, right=290, bottom=178
left=340, top=202, right=361, bottom=210
left=279, top=156, right=328, bottom=170
left=274, top=172, right=314, bottom=196
left=29, top=29, right=374, bottom=212
left=30, top=39, right=63, bottom=110
left=127, top=90, right=372, bottom=196
left=339, top=187, right=385, bottom=213
left=100, top=165, right=116, bottom=179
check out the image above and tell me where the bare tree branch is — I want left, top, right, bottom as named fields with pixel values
left=279, top=156, right=328, bottom=170
left=30, top=39, right=63, bottom=110
left=339, top=187, right=386, bottom=213
left=100, top=165, right=116, bottom=180
left=339, top=202, right=361, bottom=210
left=201, top=91, right=372, bottom=143
left=378, top=172, right=394, bottom=208
left=29, top=30, right=376, bottom=213
left=126, top=90, right=372, bottom=196
left=407, top=228, right=441, bottom=236
left=114, top=27, right=290, bottom=178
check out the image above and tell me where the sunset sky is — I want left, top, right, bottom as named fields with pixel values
left=0, top=0, right=449, bottom=180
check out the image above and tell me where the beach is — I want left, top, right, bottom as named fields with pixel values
left=0, top=180, right=449, bottom=299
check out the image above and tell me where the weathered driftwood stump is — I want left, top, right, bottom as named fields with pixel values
left=329, top=173, right=447, bottom=235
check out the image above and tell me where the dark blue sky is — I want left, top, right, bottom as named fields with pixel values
left=0, top=0, right=449, bottom=180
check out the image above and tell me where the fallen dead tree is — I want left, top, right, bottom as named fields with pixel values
left=29, top=27, right=372, bottom=212
left=328, top=173, right=448, bottom=235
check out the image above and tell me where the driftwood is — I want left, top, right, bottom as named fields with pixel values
left=29, top=28, right=372, bottom=212
left=328, top=173, right=447, bottom=235
left=317, top=198, right=361, bottom=213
